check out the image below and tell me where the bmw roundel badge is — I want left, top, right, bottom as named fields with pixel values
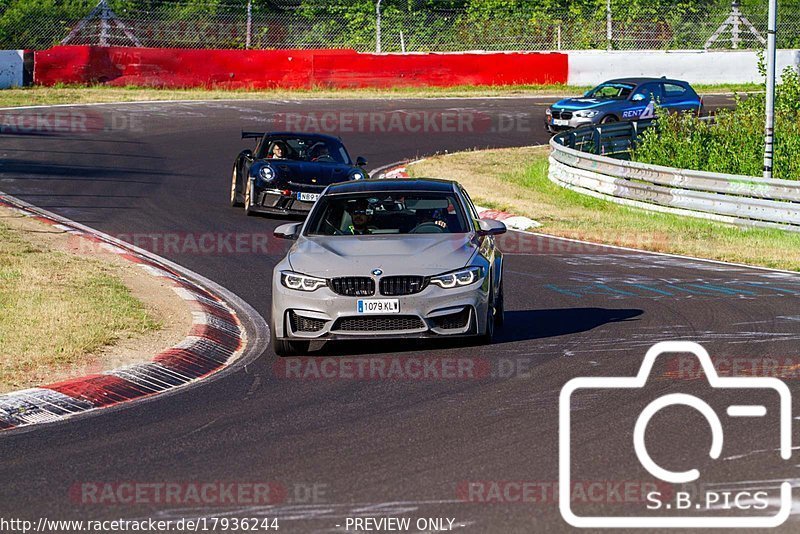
left=372, top=269, right=383, bottom=276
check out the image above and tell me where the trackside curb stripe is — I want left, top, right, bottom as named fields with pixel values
left=0, top=192, right=248, bottom=432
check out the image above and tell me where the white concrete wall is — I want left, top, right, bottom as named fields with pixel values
left=0, top=50, right=24, bottom=88
left=567, top=50, right=800, bottom=86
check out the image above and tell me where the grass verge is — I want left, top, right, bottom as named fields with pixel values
left=408, top=146, right=800, bottom=272
left=0, top=215, right=161, bottom=393
left=0, top=83, right=760, bottom=108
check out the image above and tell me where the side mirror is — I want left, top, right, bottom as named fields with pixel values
left=583, top=90, right=591, bottom=97
left=240, top=149, right=254, bottom=160
left=356, top=156, right=368, bottom=167
left=274, top=222, right=302, bottom=240
left=477, top=218, right=507, bottom=236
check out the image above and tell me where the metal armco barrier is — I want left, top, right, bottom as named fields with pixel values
left=549, top=121, right=800, bottom=232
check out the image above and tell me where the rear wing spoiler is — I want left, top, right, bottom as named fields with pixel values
left=241, top=131, right=265, bottom=140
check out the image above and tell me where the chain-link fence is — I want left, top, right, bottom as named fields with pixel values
left=3, top=0, right=800, bottom=52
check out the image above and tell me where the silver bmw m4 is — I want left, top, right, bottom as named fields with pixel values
left=270, top=178, right=507, bottom=356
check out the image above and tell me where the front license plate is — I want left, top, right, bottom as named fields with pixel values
left=297, top=192, right=320, bottom=202
left=357, top=299, right=400, bottom=314
left=553, top=118, right=569, bottom=126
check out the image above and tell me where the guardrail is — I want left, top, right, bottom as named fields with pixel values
left=549, top=121, right=800, bottom=232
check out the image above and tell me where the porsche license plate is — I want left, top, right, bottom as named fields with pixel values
left=553, top=118, right=569, bottom=126
left=357, top=299, right=399, bottom=314
left=297, top=192, right=320, bottom=202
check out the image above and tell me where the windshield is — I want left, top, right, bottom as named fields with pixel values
left=306, top=192, right=469, bottom=236
left=257, top=136, right=350, bottom=164
left=585, top=83, right=635, bottom=100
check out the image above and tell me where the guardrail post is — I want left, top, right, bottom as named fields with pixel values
left=376, top=0, right=383, bottom=53
left=567, top=131, right=576, bottom=149
left=593, top=126, right=601, bottom=155
left=763, top=0, right=777, bottom=179
left=246, top=0, right=252, bottom=49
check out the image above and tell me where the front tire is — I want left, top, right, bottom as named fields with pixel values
left=244, top=179, right=256, bottom=216
left=494, top=278, right=505, bottom=327
left=274, top=338, right=310, bottom=356
left=600, top=115, right=618, bottom=124
left=479, top=283, right=496, bottom=345
left=230, top=164, right=242, bottom=207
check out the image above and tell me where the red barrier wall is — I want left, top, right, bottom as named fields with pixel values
left=34, top=46, right=568, bottom=88
left=312, top=51, right=567, bottom=87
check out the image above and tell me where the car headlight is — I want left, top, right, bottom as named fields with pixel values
left=351, top=172, right=364, bottom=180
left=574, top=110, right=599, bottom=118
left=259, top=166, right=274, bottom=181
left=280, top=271, right=326, bottom=292
left=429, top=266, right=484, bottom=289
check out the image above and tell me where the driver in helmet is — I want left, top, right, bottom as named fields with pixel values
left=345, top=198, right=374, bottom=235
left=414, top=208, right=448, bottom=231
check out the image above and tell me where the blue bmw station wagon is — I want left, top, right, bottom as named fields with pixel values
left=545, top=77, right=702, bottom=133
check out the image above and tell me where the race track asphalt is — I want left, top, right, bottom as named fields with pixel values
left=2, top=95, right=800, bottom=533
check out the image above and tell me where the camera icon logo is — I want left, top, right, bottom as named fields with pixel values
left=559, top=341, right=792, bottom=528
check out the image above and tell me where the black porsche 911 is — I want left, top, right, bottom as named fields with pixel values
left=230, top=132, right=369, bottom=216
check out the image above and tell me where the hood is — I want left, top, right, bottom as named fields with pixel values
left=255, top=160, right=357, bottom=185
left=552, top=97, right=618, bottom=111
left=287, top=234, right=478, bottom=277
